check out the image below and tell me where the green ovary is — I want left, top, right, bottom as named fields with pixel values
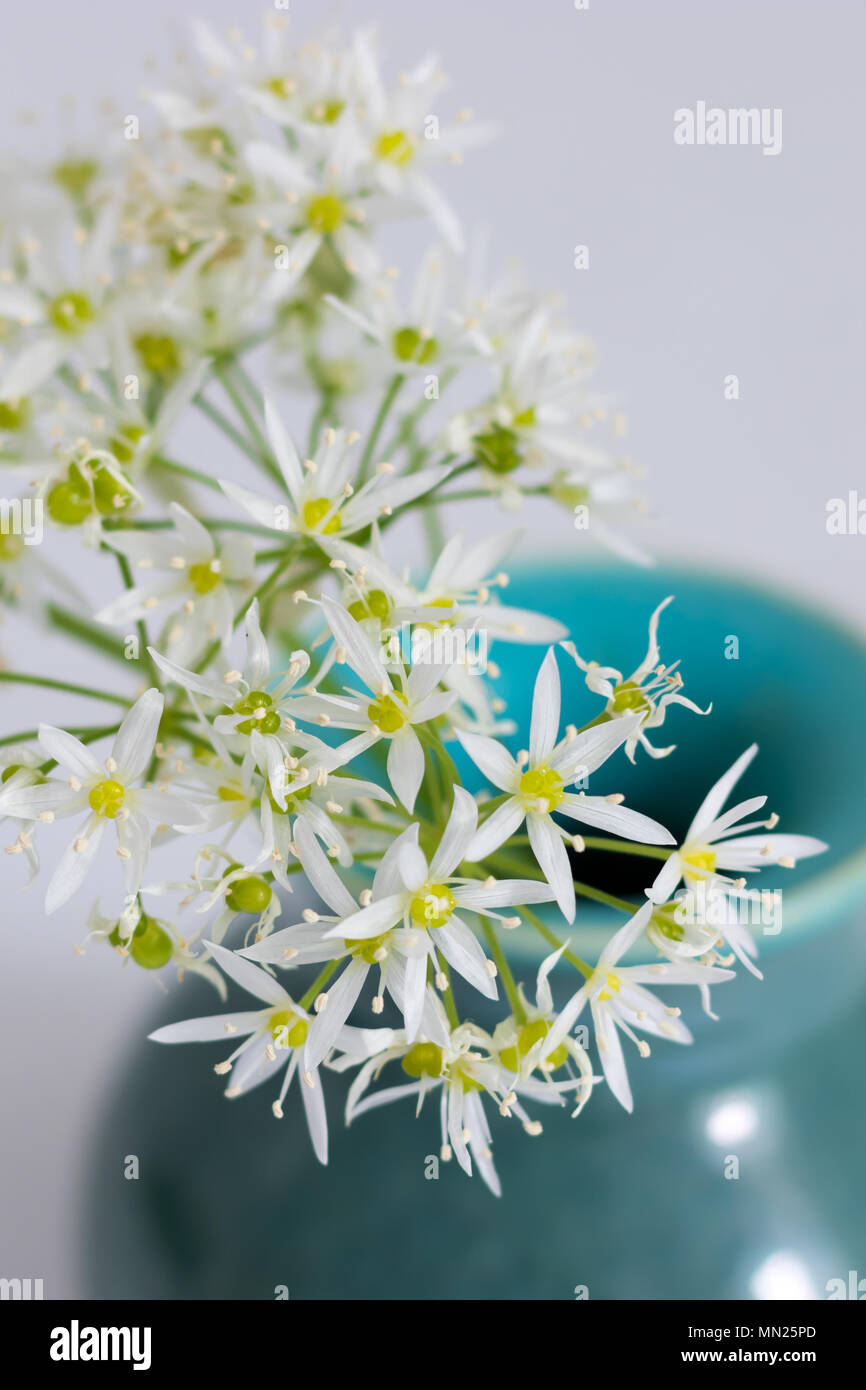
left=134, top=334, right=180, bottom=376
left=128, top=916, right=173, bottom=970
left=233, top=690, right=281, bottom=736
left=47, top=474, right=92, bottom=526
left=472, top=424, right=522, bottom=475
left=88, top=778, right=125, bottom=818
left=302, top=496, right=342, bottom=534
left=268, top=1009, right=308, bottom=1050
left=500, top=1017, right=569, bottom=1073
left=91, top=462, right=134, bottom=516
left=52, top=158, right=99, bottom=199
left=0, top=397, right=29, bottom=431
left=348, top=588, right=391, bottom=622
left=225, top=874, right=272, bottom=915
left=391, top=326, right=436, bottom=364
left=409, top=883, right=455, bottom=929
left=49, top=291, right=93, bottom=334
left=345, top=932, right=390, bottom=965
left=401, top=1041, right=443, bottom=1078
left=375, top=130, right=414, bottom=166
left=306, top=194, right=346, bottom=234
left=610, top=680, right=650, bottom=716
left=189, top=562, right=221, bottom=595
left=367, top=694, right=407, bottom=733
left=0, top=532, right=23, bottom=561
left=518, top=765, right=564, bottom=813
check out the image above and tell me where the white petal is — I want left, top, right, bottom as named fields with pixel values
left=437, top=915, right=497, bottom=998
left=465, top=798, right=525, bottom=861
left=529, top=648, right=560, bottom=764
left=204, top=940, right=288, bottom=1005
left=527, top=813, right=575, bottom=922
left=387, top=726, right=424, bottom=811
left=112, top=688, right=164, bottom=783
left=264, top=396, right=303, bottom=504
left=38, top=725, right=102, bottom=781
left=686, top=744, right=758, bottom=841
left=429, top=785, right=477, bottom=880
left=149, top=1011, right=264, bottom=1043
left=560, top=795, right=674, bottom=845
left=455, top=729, right=519, bottom=793
left=324, top=894, right=404, bottom=941
left=46, top=818, right=105, bottom=914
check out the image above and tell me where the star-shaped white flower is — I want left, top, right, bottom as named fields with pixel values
left=561, top=595, right=710, bottom=760
left=0, top=689, right=202, bottom=912
left=458, top=648, right=674, bottom=920
left=647, top=743, right=828, bottom=907
left=543, top=902, right=736, bottom=1113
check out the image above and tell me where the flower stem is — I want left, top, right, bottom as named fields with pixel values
left=0, top=672, right=132, bottom=706
left=149, top=454, right=222, bottom=493
left=299, top=959, right=341, bottom=1011
left=519, top=906, right=593, bottom=979
left=580, top=837, right=671, bottom=861
left=114, top=551, right=160, bottom=688
left=357, top=373, right=404, bottom=483
left=479, top=915, right=527, bottom=1022
left=214, top=361, right=282, bottom=486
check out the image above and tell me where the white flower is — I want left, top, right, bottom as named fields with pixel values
left=301, top=595, right=457, bottom=811
left=99, top=502, right=256, bottom=665
left=323, top=246, right=461, bottom=375
left=0, top=744, right=47, bottom=880
left=544, top=903, right=735, bottom=1112
left=0, top=689, right=202, bottom=912
left=325, top=525, right=569, bottom=647
left=149, top=940, right=332, bottom=1164
left=561, top=595, right=710, bottom=760
left=458, top=648, right=674, bottom=920
left=492, top=943, right=597, bottom=1115
left=647, top=744, right=828, bottom=907
left=220, top=397, right=450, bottom=545
left=244, top=790, right=555, bottom=1064
left=334, top=990, right=508, bottom=1195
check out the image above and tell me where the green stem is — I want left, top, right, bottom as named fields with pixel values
left=357, top=374, right=404, bottom=483
left=437, top=958, right=460, bottom=1029
left=299, top=959, right=341, bottom=1011
left=479, top=915, right=527, bottom=1022
left=520, top=906, right=592, bottom=979
left=0, top=672, right=132, bottom=707
left=0, top=722, right=119, bottom=752
left=580, top=837, right=671, bottom=861
left=150, top=454, right=222, bottom=493
left=214, top=361, right=281, bottom=486
left=114, top=552, right=160, bottom=688
left=193, top=395, right=270, bottom=471
left=45, top=604, right=129, bottom=665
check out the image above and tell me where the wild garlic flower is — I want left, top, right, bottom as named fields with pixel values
left=458, top=648, right=674, bottom=920
left=99, top=502, right=256, bottom=665
left=544, top=903, right=736, bottom=1113
left=561, top=595, right=710, bottom=760
left=647, top=744, right=828, bottom=907
left=221, top=397, right=449, bottom=544
left=0, top=689, right=202, bottom=912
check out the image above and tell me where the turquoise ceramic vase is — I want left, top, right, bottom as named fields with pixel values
left=85, top=563, right=866, bottom=1300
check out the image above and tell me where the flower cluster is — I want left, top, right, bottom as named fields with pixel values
left=0, top=14, right=826, bottom=1194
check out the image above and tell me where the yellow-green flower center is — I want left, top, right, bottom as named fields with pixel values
left=401, top=1041, right=443, bottom=1078
left=610, top=680, right=650, bottom=715
left=88, top=778, right=125, bottom=819
left=367, top=693, right=407, bottom=734
left=518, top=765, right=565, bottom=813
left=306, top=194, right=346, bottom=234
left=597, top=970, right=621, bottom=1003
left=409, top=882, right=456, bottom=929
left=345, top=931, right=390, bottom=965
left=391, top=326, right=437, bottom=364
left=225, top=873, right=272, bottom=915
left=302, top=496, right=342, bottom=534
left=49, top=290, right=94, bottom=334
left=348, top=587, right=390, bottom=622
left=268, top=1009, right=308, bottom=1049
left=134, top=334, right=180, bottom=376
left=0, top=397, right=29, bottom=431
left=375, top=130, right=415, bottom=166
left=473, top=423, right=522, bottom=475
left=306, top=98, right=345, bottom=124
left=500, top=1017, right=569, bottom=1073
left=682, top=845, right=717, bottom=881
left=0, top=532, right=23, bottom=561
left=52, top=158, right=99, bottom=200
left=233, top=689, right=281, bottom=736
left=189, top=561, right=221, bottom=595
